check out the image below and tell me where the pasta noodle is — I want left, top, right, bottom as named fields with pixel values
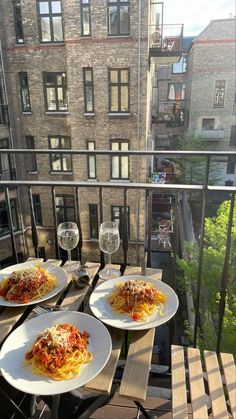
left=108, top=279, right=167, bottom=321
left=23, top=323, right=92, bottom=380
left=0, top=265, right=57, bottom=304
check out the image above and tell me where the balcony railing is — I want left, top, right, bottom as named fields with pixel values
left=0, top=104, right=9, bottom=126
left=152, top=100, right=184, bottom=126
left=0, top=148, right=235, bottom=355
left=149, top=24, right=183, bottom=58
left=195, top=129, right=225, bottom=140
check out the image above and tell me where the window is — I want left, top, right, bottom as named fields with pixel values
left=83, top=68, right=94, bottom=113
left=172, top=56, right=187, bottom=73
left=49, top=136, right=72, bottom=172
left=168, top=83, right=185, bottom=100
left=111, top=140, right=129, bottom=179
left=81, top=0, right=91, bottom=36
left=33, top=194, right=42, bottom=225
left=55, top=195, right=75, bottom=224
left=13, top=1, right=24, bottom=44
left=109, top=68, right=130, bottom=113
left=87, top=141, right=96, bottom=179
left=225, top=180, right=233, bottom=186
left=108, top=0, right=130, bottom=36
left=26, top=136, right=37, bottom=172
left=0, top=199, right=19, bottom=237
left=227, top=155, right=236, bottom=174
left=37, top=0, right=63, bottom=42
left=111, top=206, right=130, bottom=239
left=43, top=72, right=68, bottom=111
left=202, top=118, right=214, bottom=130
left=214, top=80, right=225, bottom=107
left=230, top=126, right=236, bottom=146
left=89, top=204, right=98, bottom=238
left=0, top=139, right=12, bottom=180
left=19, top=72, right=31, bottom=112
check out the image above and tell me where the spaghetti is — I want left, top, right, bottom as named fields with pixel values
left=0, top=266, right=57, bottom=304
left=24, top=323, right=92, bottom=380
left=108, top=279, right=167, bottom=321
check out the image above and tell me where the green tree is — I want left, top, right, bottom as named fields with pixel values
left=177, top=200, right=236, bottom=355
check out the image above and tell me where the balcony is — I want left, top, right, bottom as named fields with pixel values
left=195, top=129, right=225, bottom=140
left=152, top=100, right=184, bottom=126
left=149, top=24, right=183, bottom=64
left=0, top=149, right=235, bottom=418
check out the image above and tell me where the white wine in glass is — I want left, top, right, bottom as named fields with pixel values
left=99, top=221, right=120, bottom=280
left=57, top=222, right=79, bottom=262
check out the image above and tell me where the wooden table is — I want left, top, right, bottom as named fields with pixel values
left=0, top=258, right=162, bottom=419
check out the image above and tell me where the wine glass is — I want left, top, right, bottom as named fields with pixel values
left=99, top=221, right=121, bottom=280
left=57, top=222, right=79, bottom=262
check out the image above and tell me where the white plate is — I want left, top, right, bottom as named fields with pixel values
left=0, top=261, right=68, bottom=307
left=0, top=311, right=112, bottom=395
left=89, top=275, right=179, bottom=330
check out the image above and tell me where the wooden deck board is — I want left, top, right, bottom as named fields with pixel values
left=187, top=347, right=208, bottom=419
left=171, top=345, right=188, bottom=419
left=220, top=352, right=236, bottom=418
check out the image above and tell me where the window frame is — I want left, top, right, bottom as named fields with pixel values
left=0, top=198, right=19, bottom=237
left=37, top=0, right=64, bottom=43
left=19, top=72, right=31, bottom=112
left=89, top=203, right=98, bottom=238
left=32, top=194, right=43, bottom=225
left=83, top=68, right=94, bottom=113
left=172, top=56, right=187, bottom=74
left=111, top=205, right=130, bottom=239
left=81, top=0, right=92, bottom=37
left=48, top=136, right=72, bottom=172
left=230, top=125, right=236, bottom=147
left=110, top=139, right=130, bottom=180
left=43, top=72, right=68, bottom=112
left=55, top=195, right=76, bottom=224
left=26, top=136, right=37, bottom=173
left=107, top=0, right=130, bottom=36
left=87, top=140, right=96, bottom=179
left=202, top=118, right=215, bottom=130
left=108, top=68, right=130, bottom=113
left=167, top=83, right=185, bottom=101
left=13, top=0, right=24, bottom=44
left=227, top=155, right=236, bottom=174
left=214, top=80, right=225, bottom=107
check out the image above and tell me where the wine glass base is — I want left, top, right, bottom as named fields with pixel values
left=99, top=268, right=121, bottom=280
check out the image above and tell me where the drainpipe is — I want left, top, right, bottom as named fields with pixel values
left=136, top=0, right=141, bottom=265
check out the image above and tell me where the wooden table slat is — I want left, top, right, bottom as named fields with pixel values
left=220, top=352, right=236, bottom=418
left=171, top=345, right=188, bottom=419
left=187, top=347, right=208, bottom=419
left=204, top=350, right=229, bottom=419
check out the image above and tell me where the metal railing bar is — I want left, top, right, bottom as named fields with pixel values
left=147, top=190, right=153, bottom=267
left=4, top=187, right=18, bottom=264
left=76, top=187, right=83, bottom=263
left=193, top=156, right=210, bottom=347
left=99, top=187, right=104, bottom=268
left=216, top=192, right=235, bottom=354
left=51, top=187, right=59, bottom=259
left=122, top=187, right=128, bottom=267
left=0, top=148, right=235, bottom=157
left=1, top=180, right=235, bottom=192
left=28, top=187, right=39, bottom=258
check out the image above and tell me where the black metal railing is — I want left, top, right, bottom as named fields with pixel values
left=0, top=148, right=235, bottom=354
left=149, top=23, right=183, bottom=55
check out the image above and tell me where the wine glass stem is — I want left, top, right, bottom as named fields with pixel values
left=68, top=250, right=72, bottom=262
left=107, top=253, right=111, bottom=266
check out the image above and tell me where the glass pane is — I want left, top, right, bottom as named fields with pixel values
left=55, top=196, right=63, bottom=206
left=53, top=16, right=63, bottom=41
left=47, top=87, right=56, bottom=110
left=61, top=137, right=70, bottom=148
left=22, top=88, right=30, bottom=111
left=120, top=5, right=129, bottom=34
left=111, top=86, right=118, bottom=111
left=57, top=87, right=67, bottom=110
left=121, top=86, right=128, bottom=111
left=50, top=137, right=59, bottom=148
left=120, top=70, right=128, bottom=83
left=82, top=8, right=91, bottom=35
left=112, top=156, right=119, bottom=178
left=121, top=142, right=128, bottom=150
left=85, top=69, right=92, bottom=82
left=65, top=196, right=74, bottom=206
left=41, top=17, right=51, bottom=41
left=110, top=70, right=118, bottom=83
left=121, top=156, right=128, bottom=178
left=108, top=6, right=118, bottom=34
left=66, top=208, right=75, bottom=222
left=39, top=2, right=49, bottom=14
left=56, top=207, right=64, bottom=223
left=51, top=1, right=61, bottom=13
left=111, top=142, right=119, bottom=151
left=89, top=156, right=95, bottom=177
left=88, top=141, right=95, bottom=150
left=62, top=155, right=72, bottom=171
left=85, top=86, right=93, bottom=112
left=52, top=154, right=61, bottom=170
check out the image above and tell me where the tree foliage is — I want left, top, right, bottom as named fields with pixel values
left=177, top=199, right=236, bottom=355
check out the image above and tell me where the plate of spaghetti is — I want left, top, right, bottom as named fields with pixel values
left=0, top=311, right=112, bottom=395
left=89, top=275, right=179, bottom=330
left=0, top=261, right=68, bottom=306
